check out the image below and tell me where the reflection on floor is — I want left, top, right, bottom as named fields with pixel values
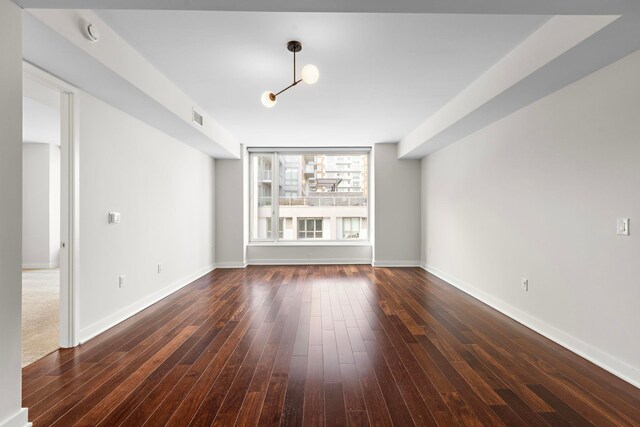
left=22, top=268, right=59, bottom=367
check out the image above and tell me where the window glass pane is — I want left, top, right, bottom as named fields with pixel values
left=250, top=153, right=273, bottom=240
left=276, top=153, right=368, bottom=241
left=250, top=152, right=368, bottom=242
left=342, top=217, right=360, bottom=239
left=296, top=217, right=324, bottom=239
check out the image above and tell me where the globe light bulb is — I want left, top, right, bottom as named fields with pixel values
left=301, top=64, right=319, bottom=85
left=261, top=91, right=277, bottom=108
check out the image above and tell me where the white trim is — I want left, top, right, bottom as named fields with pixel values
left=372, top=260, right=422, bottom=267
left=0, top=408, right=30, bottom=427
left=79, top=265, right=215, bottom=343
left=22, top=263, right=58, bottom=269
left=247, top=258, right=371, bottom=265
left=248, top=241, right=371, bottom=247
left=215, top=262, right=248, bottom=269
left=422, top=264, right=640, bottom=389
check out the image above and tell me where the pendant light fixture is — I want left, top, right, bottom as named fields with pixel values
left=261, top=40, right=319, bottom=108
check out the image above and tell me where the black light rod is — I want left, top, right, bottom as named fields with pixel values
left=275, top=79, right=302, bottom=96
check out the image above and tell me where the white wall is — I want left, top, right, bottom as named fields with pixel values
left=78, top=92, right=216, bottom=341
left=246, top=244, right=372, bottom=265
left=0, top=2, right=30, bottom=426
left=374, top=143, right=421, bottom=266
left=22, top=143, right=52, bottom=267
left=22, top=143, right=60, bottom=268
left=422, top=50, right=640, bottom=386
left=49, top=145, right=60, bottom=267
left=215, top=158, right=245, bottom=267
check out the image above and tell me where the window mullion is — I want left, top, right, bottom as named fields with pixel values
left=273, top=152, right=279, bottom=242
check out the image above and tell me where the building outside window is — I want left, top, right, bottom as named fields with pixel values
left=249, top=151, right=369, bottom=242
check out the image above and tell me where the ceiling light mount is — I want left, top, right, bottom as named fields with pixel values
left=287, top=40, right=303, bottom=53
left=261, top=40, right=319, bottom=108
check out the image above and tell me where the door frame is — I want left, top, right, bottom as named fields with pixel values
left=23, top=62, right=81, bottom=348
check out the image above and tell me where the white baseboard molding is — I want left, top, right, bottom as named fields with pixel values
left=79, top=264, right=216, bottom=343
left=247, top=258, right=372, bottom=266
left=0, top=408, right=30, bottom=427
left=22, top=263, right=58, bottom=270
left=423, top=264, right=640, bottom=389
left=372, top=260, right=422, bottom=267
left=215, top=262, right=248, bottom=269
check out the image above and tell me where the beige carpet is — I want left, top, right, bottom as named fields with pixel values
left=22, top=269, right=60, bottom=367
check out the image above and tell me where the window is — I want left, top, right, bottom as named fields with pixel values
left=342, top=217, right=360, bottom=239
left=298, top=218, right=323, bottom=239
left=284, top=168, right=299, bottom=186
left=249, top=151, right=369, bottom=242
left=249, top=153, right=273, bottom=241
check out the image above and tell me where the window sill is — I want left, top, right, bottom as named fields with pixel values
left=247, top=241, right=372, bottom=247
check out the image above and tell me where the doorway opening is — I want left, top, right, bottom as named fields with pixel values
left=22, top=65, right=79, bottom=367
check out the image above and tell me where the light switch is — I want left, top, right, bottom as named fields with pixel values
left=108, top=212, right=121, bottom=224
left=617, top=218, right=630, bottom=236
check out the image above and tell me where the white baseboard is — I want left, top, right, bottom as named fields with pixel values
left=372, top=260, right=422, bottom=267
left=247, top=258, right=372, bottom=266
left=422, top=264, right=640, bottom=389
left=215, top=262, right=248, bottom=268
left=79, top=264, right=216, bottom=343
left=22, top=263, right=57, bottom=270
left=0, top=408, right=30, bottom=427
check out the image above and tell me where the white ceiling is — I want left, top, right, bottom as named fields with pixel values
left=97, top=11, right=548, bottom=147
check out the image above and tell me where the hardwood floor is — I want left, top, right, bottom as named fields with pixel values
left=22, top=265, right=640, bottom=426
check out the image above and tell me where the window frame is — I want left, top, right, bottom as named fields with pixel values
left=249, top=150, right=370, bottom=245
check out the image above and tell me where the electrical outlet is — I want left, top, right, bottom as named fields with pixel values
left=521, top=278, right=529, bottom=292
left=119, top=275, right=126, bottom=288
left=158, top=263, right=163, bottom=274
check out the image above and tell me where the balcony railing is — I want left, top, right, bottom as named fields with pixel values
left=257, top=195, right=367, bottom=207
left=280, top=196, right=367, bottom=207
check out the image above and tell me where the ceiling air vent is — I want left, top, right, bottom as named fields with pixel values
left=192, top=109, right=204, bottom=127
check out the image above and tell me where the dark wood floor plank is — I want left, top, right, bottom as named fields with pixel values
left=21, top=266, right=639, bottom=427
left=279, top=355, right=307, bottom=427
left=340, top=363, right=366, bottom=412
left=302, top=344, right=325, bottom=427
left=233, top=342, right=280, bottom=427
left=324, top=382, right=348, bottom=427
left=353, top=351, right=394, bottom=427
left=494, top=388, right=551, bottom=427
